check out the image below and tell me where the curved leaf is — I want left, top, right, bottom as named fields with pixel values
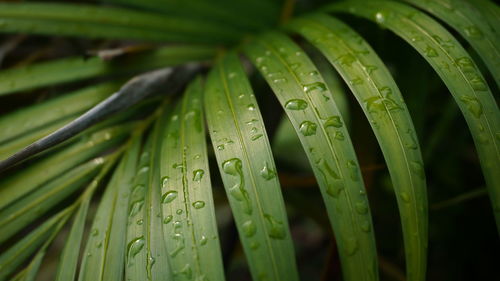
left=0, top=45, right=216, bottom=96
left=205, top=52, right=299, bottom=281
left=287, top=14, right=427, bottom=281
left=403, top=0, right=500, bottom=89
left=0, top=81, right=119, bottom=144
left=328, top=0, right=500, bottom=234
left=0, top=156, right=103, bottom=244
left=0, top=3, right=240, bottom=43
left=0, top=207, right=72, bottom=281
left=160, top=78, right=225, bottom=281
left=78, top=138, right=140, bottom=281
left=244, top=33, right=378, bottom=281
left=0, top=124, right=131, bottom=209
left=125, top=109, right=171, bottom=281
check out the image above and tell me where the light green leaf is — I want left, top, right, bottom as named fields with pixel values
left=0, top=45, right=216, bottom=96
left=244, top=33, right=378, bottom=281
left=329, top=0, right=500, bottom=234
left=205, top=52, right=300, bottom=281
left=78, top=138, right=140, bottom=281
left=0, top=156, right=104, bottom=244
left=0, top=123, right=132, bottom=210
left=0, top=207, right=72, bottom=281
left=125, top=109, right=171, bottom=281
left=160, top=78, right=225, bottom=280
left=287, top=14, right=428, bottom=281
left=0, top=3, right=240, bottom=43
left=0, top=81, right=119, bottom=144
left=403, top=0, right=500, bottom=89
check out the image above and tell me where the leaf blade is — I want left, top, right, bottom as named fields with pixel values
left=244, top=33, right=378, bottom=281
left=287, top=13, right=428, bottom=281
left=204, top=52, right=300, bottom=281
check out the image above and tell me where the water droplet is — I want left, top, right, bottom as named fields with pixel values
left=260, top=162, right=277, bottom=180
left=333, top=131, right=345, bottom=141
left=193, top=201, right=206, bottom=209
left=362, top=64, right=378, bottom=74
left=375, top=12, right=385, bottom=23
left=347, top=160, right=360, bottom=181
left=146, top=252, right=156, bottom=280
left=162, top=190, right=178, bottom=204
left=455, top=57, right=474, bottom=71
left=324, top=116, right=343, bottom=128
left=410, top=161, right=425, bottom=179
left=192, top=169, right=204, bottom=182
left=315, top=158, right=344, bottom=197
left=96, top=241, right=102, bottom=248
left=247, top=104, right=256, bottom=111
left=464, top=26, right=483, bottom=38
left=136, top=219, right=144, bottom=225
left=176, top=209, right=183, bottom=215
left=129, top=200, right=144, bottom=217
left=250, top=241, right=260, bottom=250
left=424, top=46, right=438, bottom=57
left=344, top=237, right=358, bottom=256
left=337, top=53, right=357, bottom=67
left=127, top=236, right=145, bottom=266
left=349, top=77, right=364, bottom=85
left=217, top=144, right=225, bottom=151
left=400, top=192, right=411, bottom=203
left=299, top=121, right=317, bottom=136
left=290, top=62, right=301, bottom=70
left=137, top=166, right=150, bottom=175
left=264, top=214, right=286, bottom=239
left=285, top=99, right=308, bottom=110
left=355, top=201, right=368, bottom=214
left=273, top=78, right=288, bottom=83
left=161, top=176, right=169, bottom=189
left=365, top=87, right=402, bottom=114
left=242, top=220, right=257, bottom=237
left=223, top=158, right=252, bottom=215
left=179, top=264, right=192, bottom=279
left=360, top=220, right=371, bottom=232
left=303, top=82, right=327, bottom=93
left=172, top=163, right=184, bottom=169
left=228, top=72, right=237, bottom=79
left=163, top=215, right=173, bottom=224
left=468, top=75, right=487, bottom=91
left=200, top=235, right=208, bottom=246
left=91, top=228, right=99, bottom=236
left=251, top=134, right=263, bottom=141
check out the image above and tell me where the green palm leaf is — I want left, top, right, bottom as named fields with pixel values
left=205, top=52, right=299, bottom=281
left=160, top=78, right=225, bottom=281
left=328, top=0, right=500, bottom=232
left=287, top=14, right=427, bottom=281
left=245, top=32, right=378, bottom=281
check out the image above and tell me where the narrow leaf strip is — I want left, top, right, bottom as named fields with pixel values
left=0, top=123, right=131, bottom=209
left=0, top=81, right=119, bottom=144
left=160, top=78, right=225, bottom=280
left=0, top=156, right=103, bottom=244
left=205, top=52, right=300, bottom=281
left=328, top=0, right=500, bottom=232
left=125, top=110, right=172, bottom=281
left=287, top=14, right=428, bottom=281
left=0, top=45, right=215, bottom=96
left=78, top=138, right=140, bottom=281
left=403, top=0, right=500, bottom=89
left=0, top=207, right=72, bottom=281
left=474, top=0, right=500, bottom=34
left=0, top=3, right=240, bottom=43
left=0, top=115, right=74, bottom=160
left=244, top=33, right=378, bottom=281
